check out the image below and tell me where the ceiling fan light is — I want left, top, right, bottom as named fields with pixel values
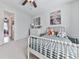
left=31, top=0, right=34, bottom=2
left=28, top=0, right=33, bottom=2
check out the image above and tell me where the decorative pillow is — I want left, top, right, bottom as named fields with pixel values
left=48, top=29, right=52, bottom=36
left=57, top=31, right=67, bottom=38
left=47, top=27, right=55, bottom=36
left=38, top=27, right=47, bottom=36
left=54, top=31, right=58, bottom=36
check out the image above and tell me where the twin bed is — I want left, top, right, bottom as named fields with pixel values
left=28, top=26, right=78, bottom=59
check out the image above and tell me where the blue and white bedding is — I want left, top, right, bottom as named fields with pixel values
left=30, top=35, right=77, bottom=59
left=42, top=35, right=71, bottom=43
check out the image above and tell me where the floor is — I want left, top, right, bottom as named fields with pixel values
left=30, top=53, right=39, bottom=59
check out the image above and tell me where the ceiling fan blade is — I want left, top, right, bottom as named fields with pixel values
left=22, top=0, right=27, bottom=5
left=32, top=1, right=37, bottom=8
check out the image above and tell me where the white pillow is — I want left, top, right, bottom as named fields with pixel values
left=30, top=28, right=46, bottom=36
left=57, top=31, right=67, bottom=38
left=38, top=28, right=46, bottom=36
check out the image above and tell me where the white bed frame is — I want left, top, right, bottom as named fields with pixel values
left=28, top=35, right=79, bottom=59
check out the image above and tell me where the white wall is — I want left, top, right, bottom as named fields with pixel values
left=33, top=3, right=72, bottom=34
left=33, top=1, right=79, bottom=38
left=69, top=0, right=79, bottom=38
left=0, top=2, right=32, bottom=42
left=15, top=12, right=31, bottom=40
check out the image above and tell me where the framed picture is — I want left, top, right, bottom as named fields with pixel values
left=33, top=17, right=40, bottom=25
left=31, top=17, right=41, bottom=28
left=50, top=10, right=61, bottom=25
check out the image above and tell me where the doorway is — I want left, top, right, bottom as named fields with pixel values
left=4, top=11, right=15, bottom=43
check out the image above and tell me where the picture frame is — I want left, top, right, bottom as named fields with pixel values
left=31, top=17, right=41, bottom=28
left=50, top=10, right=61, bottom=25
left=33, top=17, right=40, bottom=25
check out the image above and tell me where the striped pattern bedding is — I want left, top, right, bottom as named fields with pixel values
left=29, top=36, right=77, bottom=59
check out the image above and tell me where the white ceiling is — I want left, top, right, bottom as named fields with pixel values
left=0, top=0, right=77, bottom=16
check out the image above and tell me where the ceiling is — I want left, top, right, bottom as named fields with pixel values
left=0, top=0, right=77, bottom=16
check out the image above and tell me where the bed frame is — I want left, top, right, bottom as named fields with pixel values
left=28, top=35, right=79, bottom=59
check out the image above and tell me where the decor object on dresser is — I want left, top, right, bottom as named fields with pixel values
left=50, top=10, right=61, bottom=25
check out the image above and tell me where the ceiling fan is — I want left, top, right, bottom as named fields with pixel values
left=22, top=0, right=37, bottom=8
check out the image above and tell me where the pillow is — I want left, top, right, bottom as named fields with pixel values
left=54, top=31, right=58, bottom=36
left=48, top=29, right=52, bottom=36
left=37, top=27, right=47, bottom=36
left=47, top=28, right=55, bottom=36
left=57, top=31, right=67, bottom=38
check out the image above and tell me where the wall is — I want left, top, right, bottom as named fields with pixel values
left=33, top=1, right=79, bottom=38
left=33, top=3, right=72, bottom=34
left=69, top=0, right=79, bottom=38
left=0, top=2, right=32, bottom=42
left=15, top=12, right=31, bottom=40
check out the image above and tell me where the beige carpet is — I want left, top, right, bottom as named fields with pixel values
left=30, top=53, right=39, bottom=59
left=0, top=38, right=39, bottom=59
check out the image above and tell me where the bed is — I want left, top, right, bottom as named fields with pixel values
left=28, top=26, right=78, bottom=59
